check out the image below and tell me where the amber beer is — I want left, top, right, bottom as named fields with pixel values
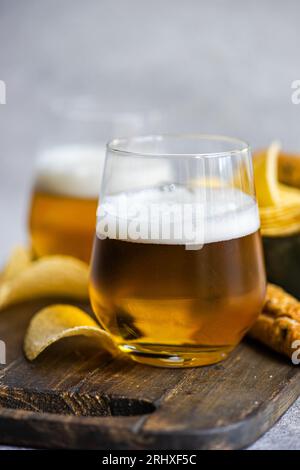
left=90, top=186, right=266, bottom=367
left=29, top=145, right=104, bottom=263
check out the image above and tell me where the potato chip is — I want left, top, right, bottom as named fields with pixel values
left=261, top=222, right=300, bottom=237
left=260, top=202, right=300, bottom=216
left=0, top=255, right=89, bottom=310
left=279, top=183, right=300, bottom=205
left=278, top=152, right=300, bottom=189
left=24, top=304, right=117, bottom=360
left=1, top=246, right=32, bottom=283
left=254, top=143, right=300, bottom=237
left=260, top=211, right=300, bottom=224
left=253, top=142, right=281, bottom=207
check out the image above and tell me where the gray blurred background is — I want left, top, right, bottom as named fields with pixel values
left=0, top=0, right=300, bottom=449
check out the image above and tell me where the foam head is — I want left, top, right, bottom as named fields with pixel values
left=35, top=145, right=174, bottom=199
left=96, top=185, right=260, bottom=246
left=35, top=144, right=106, bottom=198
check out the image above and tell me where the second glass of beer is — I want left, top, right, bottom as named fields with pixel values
left=28, top=97, right=150, bottom=263
left=90, top=134, right=266, bottom=367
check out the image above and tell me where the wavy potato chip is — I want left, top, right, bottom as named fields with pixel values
left=260, top=203, right=300, bottom=217
left=279, top=183, right=300, bottom=205
left=1, top=246, right=32, bottom=283
left=0, top=255, right=89, bottom=310
left=254, top=143, right=300, bottom=236
left=24, top=304, right=117, bottom=360
left=254, top=142, right=281, bottom=207
left=261, top=222, right=300, bottom=237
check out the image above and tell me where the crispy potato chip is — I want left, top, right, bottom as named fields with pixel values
left=279, top=183, right=300, bottom=204
left=260, top=210, right=300, bottom=222
left=24, top=304, right=117, bottom=360
left=0, top=255, right=89, bottom=310
left=278, top=152, right=300, bottom=189
left=260, top=212, right=300, bottom=224
left=260, top=218, right=300, bottom=227
left=254, top=145, right=300, bottom=236
left=253, top=142, right=281, bottom=207
left=261, top=222, right=300, bottom=237
left=1, top=246, right=32, bottom=283
left=260, top=201, right=300, bottom=215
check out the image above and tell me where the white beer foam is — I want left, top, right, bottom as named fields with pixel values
left=35, top=145, right=106, bottom=198
left=96, top=186, right=260, bottom=245
left=35, top=145, right=174, bottom=198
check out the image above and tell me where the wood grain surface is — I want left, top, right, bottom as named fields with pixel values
left=0, top=300, right=299, bottom=450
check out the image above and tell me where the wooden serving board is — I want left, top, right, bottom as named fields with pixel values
left=0, top=300, right=299, bottom=450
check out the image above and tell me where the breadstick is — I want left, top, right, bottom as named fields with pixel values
left=249, top=283, right=300, bottom=359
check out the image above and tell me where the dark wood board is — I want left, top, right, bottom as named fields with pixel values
left=0, top=300, right=299, bottom=450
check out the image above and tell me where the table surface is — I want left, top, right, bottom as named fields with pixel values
left=1, top=0, right=300, bottom=450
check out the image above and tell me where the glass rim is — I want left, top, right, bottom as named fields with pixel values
left=107, top=133, right=250, bottom=159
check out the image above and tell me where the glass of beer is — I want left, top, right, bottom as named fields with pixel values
left=29, top=97, right=152, bottom=263
left=89, top=134, right=266, bottom=367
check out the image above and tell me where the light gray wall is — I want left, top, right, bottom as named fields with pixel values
left=1, top=0, right=300, bottom=260
left=0, top=0, right=300, bottom=449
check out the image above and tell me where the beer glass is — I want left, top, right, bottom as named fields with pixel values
left=89, top=134, right=266, bottom=367
left=29, top=96, right=156, bottom=262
